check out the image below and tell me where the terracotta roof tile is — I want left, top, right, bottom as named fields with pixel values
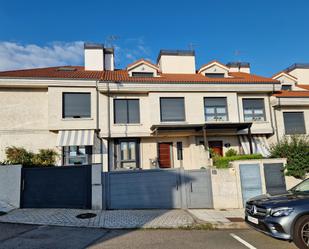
left=0, top=65, right=278, bottom=84
left=273, top=90, right=309, bottom=97
left=102, top=70, right=277, bottom=83
left=297, top=84, right=309, bottom=90
left=0, top=66, right=102, bottom=79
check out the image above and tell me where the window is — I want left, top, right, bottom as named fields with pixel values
left=177, top=142, right=183, bottom=160
left=243, top=98, right=265, bottom=121
left=283, top=112, right=306, bottom=134
left=160, top=97, right=185, bottom=122
left=63, top=93, right=91, bottom=118
left=114, top=99, right=140, bottom=124
left=132, top=72, right=154, bottom=77
left=63, top=146, right=92, bottom=165
left=281, top=85, right=292, bottom=91
left=204, top=97, right=228, bottom=121
left=115, top=139, right=140, bottom=169
left=205, top=73, right=225, bottom=78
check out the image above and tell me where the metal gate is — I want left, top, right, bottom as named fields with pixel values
left=239, top=164, right=262, bottom=206
left=264, top=163, right=287, bottom=195
left=104, top=168, right=213, bottom=209
left=185, top=170, right=213, bottom=208
left=21, top=166, right=91, bottom=209
left=105, top=169, right=182, bottom=209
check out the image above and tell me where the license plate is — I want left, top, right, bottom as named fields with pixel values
left=248, top=215, right=259, bottom=224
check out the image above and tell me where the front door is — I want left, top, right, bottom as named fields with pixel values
left=208, top=141, right=223, bottom=156
left=158, top=143, right=172, bottom=168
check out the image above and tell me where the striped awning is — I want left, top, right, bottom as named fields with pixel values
left=57, top=130, right=95, bottom=146
left=239, top=135, right=270, bottom=157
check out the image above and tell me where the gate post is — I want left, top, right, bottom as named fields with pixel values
left=179, top=167, right=188, bottom=209
left=91, top=164, right=103, bottom=210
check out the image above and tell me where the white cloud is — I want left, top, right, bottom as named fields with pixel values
left=0, top=41, right=84, bottom=71
left=0, top=38, right=154, bottom=71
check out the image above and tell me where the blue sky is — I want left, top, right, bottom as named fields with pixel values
left=0, top=0, right=309, bottom=76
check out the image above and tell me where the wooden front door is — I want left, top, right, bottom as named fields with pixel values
left=208, top=141, right=223, bottom=156
left=158, top=143, right=172, bottom=168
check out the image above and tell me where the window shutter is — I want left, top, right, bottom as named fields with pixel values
left=160, top=98, right=185, bottom=122
left=283, top=112, right=306, bottom=134
left=63, top=93, right=91, bottom=118
left=114, top=99, right=127, bottom=123
left=128, top=100, right=140, bottom=123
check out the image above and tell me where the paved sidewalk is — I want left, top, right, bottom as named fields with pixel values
left=188, top=209, right=247, bottom=229
left=0, top=201, right=16, bottom=213
left=0, top=209, right=195, bottom=229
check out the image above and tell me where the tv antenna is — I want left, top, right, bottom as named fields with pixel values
left=188, top=42, right=198, bottom=51
left=105, top=35, right=120, bottom=48
left=234, top=49, right=245, bottom=62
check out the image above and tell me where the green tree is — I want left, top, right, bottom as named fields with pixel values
left=269, top=135, right=309, bottom=179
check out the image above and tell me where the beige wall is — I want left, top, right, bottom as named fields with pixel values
left=100, top=91, right=255, bottom=138
left=289, top=68, right=309, bottom=85
left=0, top=88, right=48, bottom=130
left=0, top=88, right=58, bottom=161
left=106, top=91, right=275, bottom=136
left=48, top=86, right=97, bottom=130
left=138, top=135, right=240, bottom=170
left=158, top=55, right=196, bottom=74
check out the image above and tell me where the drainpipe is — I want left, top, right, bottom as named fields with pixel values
left=273, top=98, right=281, bottom=143
left=96, top=80, right=103, bottom=166
left=106, top=81, right=112, bottom=170
left=268, top=95, right=275, bottom=136
left=272, top=82, right=280, bottom=143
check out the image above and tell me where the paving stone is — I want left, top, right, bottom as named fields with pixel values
left=0, top=208, right=195, bottom=229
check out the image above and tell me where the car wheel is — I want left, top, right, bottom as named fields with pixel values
left=294, top=215, right=309, bottom=249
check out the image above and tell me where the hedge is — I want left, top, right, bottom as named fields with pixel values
left=213, top=154, right=264, bottom=168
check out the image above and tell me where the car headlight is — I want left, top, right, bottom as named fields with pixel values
left=270, top=207, right=294, bottom=217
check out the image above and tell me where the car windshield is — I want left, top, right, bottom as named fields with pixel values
left=291, top=179, right=309, bottom=193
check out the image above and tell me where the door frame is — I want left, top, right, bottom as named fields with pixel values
left=113, top=138, right=140, bottom=170
left=157, top=142, right=174, bottom=168
left=208, top=140, right=223, bottom=156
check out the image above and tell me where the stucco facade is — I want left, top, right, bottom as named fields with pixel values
left=0, top=46, right=308, bottom=172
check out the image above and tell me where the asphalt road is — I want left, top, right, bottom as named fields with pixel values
left=0, top=223, right=298, bottom=249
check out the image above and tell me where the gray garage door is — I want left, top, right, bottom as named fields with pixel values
left=264, top=163, right=287, bottom=195
left=21, top=166, right=91, bottom=209
left=240, top=164, right=262, bottom=206
left=185, top=170, right=213, bottom=208
left=105, top=169, right=182, bottom=209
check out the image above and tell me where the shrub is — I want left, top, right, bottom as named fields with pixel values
left=225, top=148, right=238, bottom=157
left=213, top=154, right=263, bottom=168
left=32, top=149, right=59, bottom=167
left=5, top=146, right=34, bottom=166
left=269, top=135, right=309, bottom=179
left=5, top=147, right=58, bottom=167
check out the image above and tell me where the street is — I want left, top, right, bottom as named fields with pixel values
left=0, top=223, right=297, bottom=249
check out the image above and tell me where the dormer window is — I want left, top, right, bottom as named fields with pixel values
left=198, top=61, right=229, bottom=78
left=131, top=72, right=154, bottom=77
left=281, top=85, right=292, bottom=91
left=127, top=59, right=159, bottom=77
left=205, top=73, right=225, bottom=78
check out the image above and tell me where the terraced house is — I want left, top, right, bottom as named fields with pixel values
left=0, top=43, right=308, bottom=171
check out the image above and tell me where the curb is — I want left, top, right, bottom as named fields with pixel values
left=212, top=222, right=249, bottom=230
